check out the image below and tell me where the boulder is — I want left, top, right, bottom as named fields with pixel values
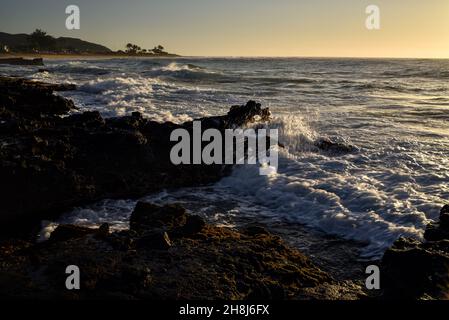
left=424, top=204, right=449, bottom=242
left=314, top=137, right=357, bottom=154
left=135, top=231, right=172, bottom=250
left=97, top=223, right=110, bottom=238
left=130, top=202, right=187, bottom=233
left=381, top=204, right=449, bottom=299
left=49, top=224, right=95, bottom=242
left=440, top=204, right=449, bottom=227
left=226, top=100, right=271, bottom=127
left=49, top=223, right=111, bottom=242
left=242, top=224, right=270, bottom=236
left=175, top=215, right=206, bottom=237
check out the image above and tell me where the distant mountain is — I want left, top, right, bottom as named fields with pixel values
left=0, top=32, right=29, bottom=48
left=51, top=36, right=112, bottom=53
left=0, top=31, right=112, bottom=53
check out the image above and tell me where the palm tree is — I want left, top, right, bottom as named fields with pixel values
left=125, top=43, right=134, bottom=53
left=28, top=29, right=56, bottom=51
left=125, top=43, right=140, bottom=54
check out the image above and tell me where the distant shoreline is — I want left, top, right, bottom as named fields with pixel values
left=0, top=52, right=180, bottom=60
left=2, top=53, right=448, bottom=61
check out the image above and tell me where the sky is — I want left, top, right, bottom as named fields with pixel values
left=0, top=0, right=448, bottom=58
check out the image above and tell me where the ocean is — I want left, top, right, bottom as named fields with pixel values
left=2, top=57, right=448, bottom=259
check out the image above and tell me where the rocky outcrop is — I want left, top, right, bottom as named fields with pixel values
left=0, top=77, right=76, bottom=120
left=424, top=205, right=449, bottom=241
left=0, top=202, right=348, bottom=300
left=0, top=58, right=44, bottom=66
left=381, top=204, right=449, bottom=299
left=0, top=77, right=271, bottom=236
left=314, top=137, right=358, bottom=154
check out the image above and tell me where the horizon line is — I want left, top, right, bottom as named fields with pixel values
left=177, top=55, right=449, bottom=60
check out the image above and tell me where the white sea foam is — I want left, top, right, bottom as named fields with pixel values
left=74, top=76, right=197, bottom=122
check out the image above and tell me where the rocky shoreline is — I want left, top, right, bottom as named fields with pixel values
left=0, top=202, right=367, bottom=299
left=0, top=76, right=447, bottom=300
left=0, top=77, right=271, bottom=236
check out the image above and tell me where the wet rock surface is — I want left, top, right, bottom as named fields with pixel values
left=0, top=77, right=270, bottom=236
left=0, top=202, right=365, bottom=300
left=381, top=204, right=449, bottom=299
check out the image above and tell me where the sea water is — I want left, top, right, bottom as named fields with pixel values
left=2, top=57, right=448, bottom=258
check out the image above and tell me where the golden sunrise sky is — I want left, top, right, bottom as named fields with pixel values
left=1, top=0, right=448, bottom=58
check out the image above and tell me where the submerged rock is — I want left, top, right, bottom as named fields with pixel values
left=314, top=137, right=357, bottom=154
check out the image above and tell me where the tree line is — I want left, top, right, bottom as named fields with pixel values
left=0, top=29, right=172, bottom=56
left=123, top=43, right=168, bottom=55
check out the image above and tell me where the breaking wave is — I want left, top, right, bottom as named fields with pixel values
left=76, top=76, right=196, bottom=122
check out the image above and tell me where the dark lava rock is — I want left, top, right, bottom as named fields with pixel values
left=424, top=205, right=449, bottom=242
left=0, top=77, right=76, bottom=119
left=175, top=215, right=206, bottom=237
left=381, top=238, right=449, bottom=299
left=242, top=224, right=270, bottom=237
left=381, top=204, right=449, bottom=299
left=130, top=202, right=206, bottom=238
left=97, top=223, right=110, bottom=238
left=0, top=202, right=341, bottom=300
left=226, top=100, right=271, bottom=127
left=130, top=202, right=187, bottom=233
left=49, top=225, right=95, bottom=242
left=135, top=231, right=172, bottom=250
left=440, top=205, right=449, bottom=227
left=314, top=137, right=357, bottom=154
left=49, top=223, right=110, bottom=242
left=0, top=78, right=271, bottom=236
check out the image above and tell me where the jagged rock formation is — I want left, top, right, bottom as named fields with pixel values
left=0, top=77, right=270, bottom=236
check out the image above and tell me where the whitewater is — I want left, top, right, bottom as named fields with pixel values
left=1, top=57, right=448, bottom=258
